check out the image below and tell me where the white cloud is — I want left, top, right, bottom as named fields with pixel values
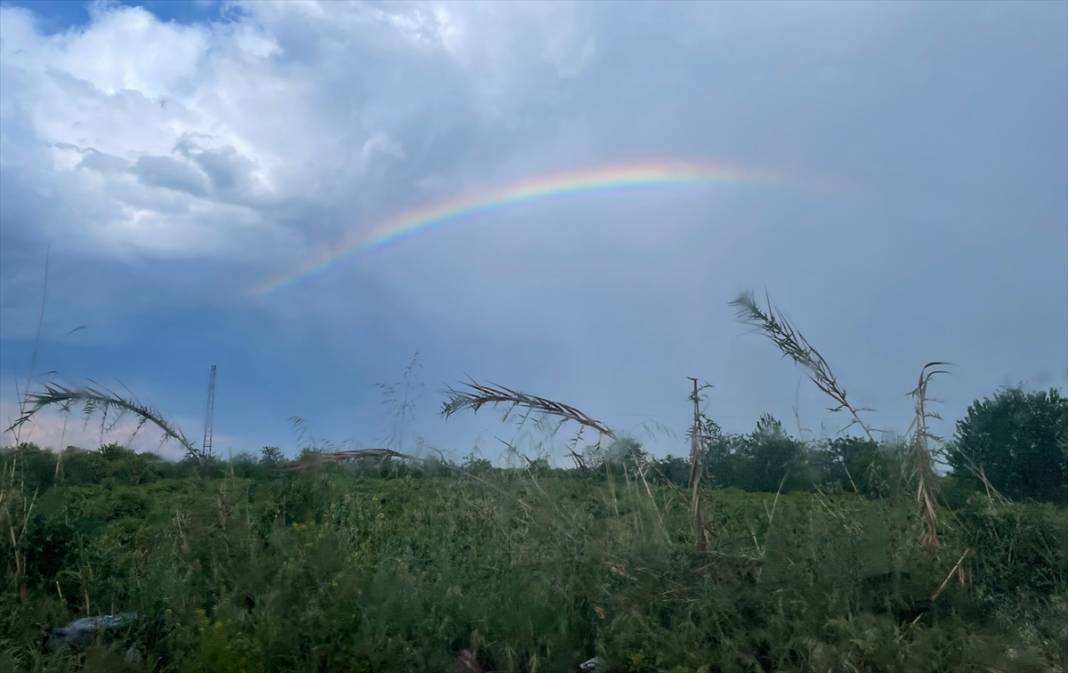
left=0, top=1, right=602, bottom=266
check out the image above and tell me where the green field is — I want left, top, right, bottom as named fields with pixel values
left=2, top=455, right=1066, bottom=673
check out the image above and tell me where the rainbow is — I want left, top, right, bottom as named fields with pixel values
left=255, top=158, right=772, bottom=295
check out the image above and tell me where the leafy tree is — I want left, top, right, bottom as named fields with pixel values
left=702, top=431, right=739, bottom=489
left=653, top=455, right=691, bottom=487
left=946, top=387, right=1068, bottom=503
left=59, top=446, right=108, bottom=484
left=259, top=445, right=284, bottom=466
left=814, top=437, right=906, bottom=498
left=601, top=437, right=646, bottom=470
left=462, top=455, right=494, bottom=474
left=93, top=443, right=166, bottom=484
left=1, top=443, right=57, bottom=492
left=230, top=452, right=270, bottom=479
left=705, top=415, right=809, bottom=492
left=736, top=414, right=810, bottom=492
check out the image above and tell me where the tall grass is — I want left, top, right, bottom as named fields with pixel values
left=1, top=461, right=1064, bottom=673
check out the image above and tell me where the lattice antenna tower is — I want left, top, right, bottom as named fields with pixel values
left=202, top=364, right=217, bottom=459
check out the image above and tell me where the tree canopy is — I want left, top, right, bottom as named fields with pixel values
left=946, top=387, right=1068, bottom=503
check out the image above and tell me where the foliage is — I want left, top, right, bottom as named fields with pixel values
left=707, top=415, right=798, bottom=492
left=946, top=387, right=1068, bottom=503
left=817, top=437, right=907, bottom=498
left=955, top=495, right=1068, bottom=603
left=0, top=443, right=1065, bottom=672
left=0, top=463, right=1064, bottom=673
left=258, top=447, right=284, bottom=467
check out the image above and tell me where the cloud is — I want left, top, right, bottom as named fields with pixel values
left=0, top=1, right=1064, bottom=460
left=132, top=154, right=210, bottom=196
left=0, top=4, right=290, bottom=260
left=0, top=1, right=613, bottom=269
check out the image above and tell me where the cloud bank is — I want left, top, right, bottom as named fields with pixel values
left=2, top=1, right=1065, bottom=458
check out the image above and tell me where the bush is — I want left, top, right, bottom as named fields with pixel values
left=956, top=496, right=1068, bottom=602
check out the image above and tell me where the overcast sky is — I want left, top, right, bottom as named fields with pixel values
left=1, top=0, right=1065, bottom=461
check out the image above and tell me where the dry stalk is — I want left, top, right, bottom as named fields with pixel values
left=605, top=463, right=621, bottom=518
left=689, top=430, right=705, bottom=550
left=5, top=485, right=38, bottom=600
left=907, top=362, right=950, bottom=548
left=635, top=458, right=671, bottom=545
left=910, top=547, right=973, bottom=625
left=748, top=473, right=788, bottom=573
left=565, top=426, right=589, bottom=471
left=812, top=485, right=864, bottom=536
left=7, top=382, right=198, bottom=459
left=442, top=380, right=615, bottom=439
left=687, top=377, right=710, bottom=551
left=953, top=455, right=1009, bottom=504
left=976, top=464, right=1007, bottom=503
left=730, top=291, right=873, bottom=493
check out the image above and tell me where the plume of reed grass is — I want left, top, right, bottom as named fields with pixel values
left=442, top=380, right=616, bottom=439
left=907, top=362, right=950, bottom=548
left=6, top=382, right=198, bottom=459
left=730, top=290, right=870, bottom=493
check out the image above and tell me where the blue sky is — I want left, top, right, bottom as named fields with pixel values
left=1, top=1, right=1065, bottom=461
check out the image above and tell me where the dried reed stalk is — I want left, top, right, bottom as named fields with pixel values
left=907, top=362, right=950, bottom=548
left=910, top=547, right=973, bottom=625
left=731, top=291, right=869, bottom=492
left=687, top=377, right=707, bottom=551
left=442, top=380, right=616, bottom=439
left=7, top=382, right=197, bottom=458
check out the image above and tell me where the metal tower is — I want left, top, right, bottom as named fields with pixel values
left=201, top=365, right=217, bottom=459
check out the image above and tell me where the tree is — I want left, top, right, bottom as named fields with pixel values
left=946, top=387, right=1068, bottom=503
left=260, top=446, right=284, bottom=466
left=815, top=437, right=906, bottom=498
left=710, top=414, right=809, bottom=493
left=601, top=437, right=646, bottom=469
left=653, top=455, right=691, bottom=487
left=1, top=443, right=56, bottom=492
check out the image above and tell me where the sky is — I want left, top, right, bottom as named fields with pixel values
left=1, top=0, right=1065, bottom=462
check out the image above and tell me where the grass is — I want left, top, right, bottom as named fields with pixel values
left=1, top=458, right=1066, bottom=673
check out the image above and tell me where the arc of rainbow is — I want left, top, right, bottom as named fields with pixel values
left=255, top=158, right=772, bottom=296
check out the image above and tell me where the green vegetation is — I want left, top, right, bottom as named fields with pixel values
left=945, top=387, right=1068, bottom=504
left=1, top=416, right=1066, bottom=673
left=2, top=293, right=1064, bottom=672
